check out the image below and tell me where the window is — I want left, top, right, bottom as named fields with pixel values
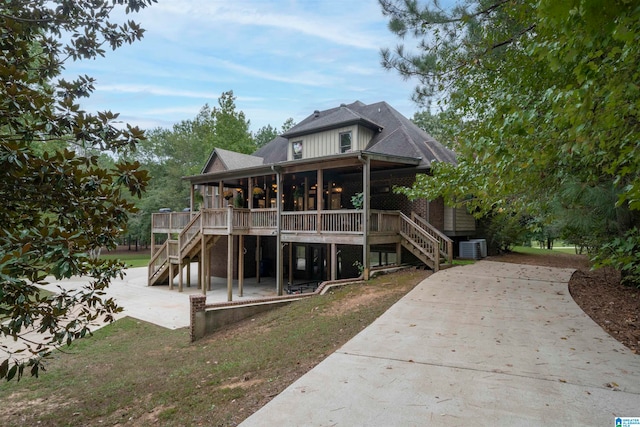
left=292, top=141, right=303, bottom=160
left=339, top=131, right=352, bottom=153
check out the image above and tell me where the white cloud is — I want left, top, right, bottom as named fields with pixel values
left=144, top=1, right=386, bottom=50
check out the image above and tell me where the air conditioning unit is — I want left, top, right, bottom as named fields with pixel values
left=469, top=239, right=487, bottom=258
left=459, top=241, right=481, bottom=259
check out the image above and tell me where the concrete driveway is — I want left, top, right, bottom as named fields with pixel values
left=34, top=265, right=278, bottom=330
left=240, top=261, right=640, bottom=426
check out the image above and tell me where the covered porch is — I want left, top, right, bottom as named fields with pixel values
left=148, top=152, right=453, bottom=300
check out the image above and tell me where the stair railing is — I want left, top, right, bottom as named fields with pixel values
left=148, top=240, right=169, bottom=283
left=179, top=210, right=203, bottom=253
left=411, top=212, right=454, bottom=265
left=399, top=213, right=440, bottom=271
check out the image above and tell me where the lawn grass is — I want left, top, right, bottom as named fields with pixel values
left=101, top=252, right=151, bottom=268
left=513, top=245, right=578, bottom=255
left=0, top=269, right=429, bottom=426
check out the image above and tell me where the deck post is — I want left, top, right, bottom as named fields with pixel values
left=169, top=261, right=174, bottom=290
left=256, top=236, right=261, bottom=283
left=201, top=234, right=206, bottom=295
left=331, top=243, right=337, bottom=280
left=396, top=242, right=402, bottom=266
left=288, top=243, right=293, bottom=285
left=186, top=257, right=191, bottom=287
left=178, top=261, right=183, bottom=292
left=238, top=234, right=244, bottom=297
left=227, top=235, right=233, bottom=301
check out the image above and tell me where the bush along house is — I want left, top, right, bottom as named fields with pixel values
left=148, top=101, right=476, bottom=299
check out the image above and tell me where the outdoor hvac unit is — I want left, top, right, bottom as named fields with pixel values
left=459, top=240, right=483, bottom=260
left=469, top=239, right=488, bottom=258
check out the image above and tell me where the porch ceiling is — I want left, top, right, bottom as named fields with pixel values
left=183, top=151, right=422, bottom=187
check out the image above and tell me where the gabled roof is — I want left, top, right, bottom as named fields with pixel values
left=281, top=103, right=383, bottom=138
left=201, top=147, right=264, bottom=174
left=255, top=100, right=456, bottom=168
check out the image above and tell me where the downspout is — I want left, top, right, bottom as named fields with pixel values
left=272, top=165, right=283, bottom=295
left=357, top=153, right=370, bottom=280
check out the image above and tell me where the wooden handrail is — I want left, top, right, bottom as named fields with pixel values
left=179, top=210, right=203, bottom=253
left=411, top=212, right=453, bottom=265
left=148, top=240, right=169, bottom=282
left=399, top=213, right=441, bottom=271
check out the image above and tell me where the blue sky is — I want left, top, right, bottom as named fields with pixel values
left=62, top=0, right=426, bottom=133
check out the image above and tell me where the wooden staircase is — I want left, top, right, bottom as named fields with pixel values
left=399, top=212, right=453, bottom=272
left=148, top=211, right=220, bottom=287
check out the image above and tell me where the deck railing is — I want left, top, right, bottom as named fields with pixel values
left=152, top=208, right=449, bottom=266
left=281, top=210, right=363, bottom=233
left=151, top=212, right=193, bottom=231
left=251, top=208, right=278, bottom=228
left=369, top=210, right=400, bottom=233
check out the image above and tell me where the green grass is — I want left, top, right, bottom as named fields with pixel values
left=101, top=252, right=150, bottom=268
left=513, top=245, right=578, bottom=255
left=0, top=269, right=429, bottom=427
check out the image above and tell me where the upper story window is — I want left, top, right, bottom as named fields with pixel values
left=340, top=131, right=352, bottom=153
left=292, top=141, right=303, bottom=160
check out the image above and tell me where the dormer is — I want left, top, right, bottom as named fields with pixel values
left=281, top=103, right=383, bottom=161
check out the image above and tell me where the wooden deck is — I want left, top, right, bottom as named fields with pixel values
left=152, top=208, right=403, bottom=242
left=149, top=208, right=453, bottom=289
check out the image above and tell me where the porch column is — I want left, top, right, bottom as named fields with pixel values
left=362, top=155, right=370, bottom=280
left=396, top=242, right=402, bottom=267
left=316, top=169, right=323, bottom=232
left=304, top=176, right=309, bottom=210
left=227, top=235, right=233, bottom=301
left=275, top=169, right=283, bottom=295
left=238, top=235, right=244, bottom=297
left=218, top=181, right=224, bottom=208
left=178, top=261, right=183, bottom=292
left=248, top=178, right=254, bottom=210
left=190, top=185, right=195, bottom=212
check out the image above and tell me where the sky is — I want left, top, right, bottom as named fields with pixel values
left=61, top=0, right=427, bottom=134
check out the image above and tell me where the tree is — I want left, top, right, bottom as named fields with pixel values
left=253, top=117, right=297, bottom=148
left=280, top=117, right=296, bottom=133
left=0, top=1, right=153, bottom=380
left=254, top=124, right=278, bottom=148
left=125, top=92, right=258, bottom=245
left=381, top=0, right=640, bottom=282
left=212, top=90, right=255, bottom=155
left=411, top=109, right=459, bottom=148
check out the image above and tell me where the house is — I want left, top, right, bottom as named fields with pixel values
left=148, top=101, right=476, bottom=299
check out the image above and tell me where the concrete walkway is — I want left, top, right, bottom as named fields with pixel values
left=240, top=261, right=640, bottom=426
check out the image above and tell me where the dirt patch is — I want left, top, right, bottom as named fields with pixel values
left=321, top=283, right=393, bottom=317
left=488, top=251, right=640, bottom=354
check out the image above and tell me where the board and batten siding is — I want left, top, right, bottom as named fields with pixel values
left=288, top=125, right=373, bottom=160
left=444, top=206, right=476, bottom=234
